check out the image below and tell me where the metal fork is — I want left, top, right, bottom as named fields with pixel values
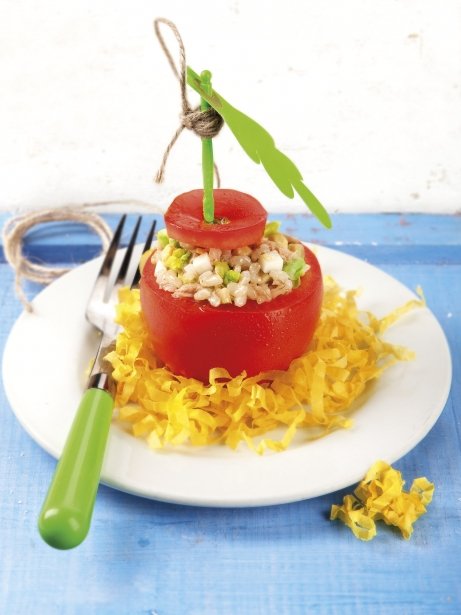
left=38, top=215, right=156, bottom=550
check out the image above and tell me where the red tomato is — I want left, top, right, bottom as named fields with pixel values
left=140, top=246, right=323, bottom=382
left=164, top=189, right=267, bottom=249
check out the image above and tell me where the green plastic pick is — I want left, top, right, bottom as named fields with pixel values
left=200, top=70, right=215, bottom=223
left=187, top=66, right=332, bottom=229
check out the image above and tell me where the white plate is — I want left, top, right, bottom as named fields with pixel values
left=2, top=246, right=452, bottom=507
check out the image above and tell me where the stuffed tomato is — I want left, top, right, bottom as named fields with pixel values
left=140, top=189, right=323, bottom=382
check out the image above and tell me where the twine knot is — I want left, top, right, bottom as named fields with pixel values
left=181, top=107, right=223, bottom=139
left=153, top=17, right=222, bottom=186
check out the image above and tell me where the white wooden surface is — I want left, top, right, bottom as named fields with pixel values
left=1, top=0, right=460, bottom=214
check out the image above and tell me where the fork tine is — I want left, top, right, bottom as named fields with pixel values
left=85, top=214, right=127, bottom=328
left=116, top=216, right=142, bottom=284
left=98, top=214, right=127, bottom=278
left=131, top=219, right=157, bottom=288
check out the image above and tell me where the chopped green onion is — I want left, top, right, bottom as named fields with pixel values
left=166, top=255, right=182, bottom=271
left=180, top=251, right=192, bottom=266
left=160, top=244, right=174, bottom=262
left=166, top=248, right=191, bottom=271
left=224, top=270, right=241, bottom=285
left=215, top=261, right=230, bottom=278
left=283, top=258, right=307, bottom=287
left=157, top=229, right=169, bottom=248
left=264, top=221, right=281, bottom=237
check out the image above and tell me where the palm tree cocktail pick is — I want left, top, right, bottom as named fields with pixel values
left=154, top=17, right=332, bottom=229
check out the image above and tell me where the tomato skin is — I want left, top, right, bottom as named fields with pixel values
left=164, top=189, right=267, bottom=249
left=140, top=246, right=323, bottom=382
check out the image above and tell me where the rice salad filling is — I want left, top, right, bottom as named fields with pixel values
left=146, top=222, right=310, bottom=307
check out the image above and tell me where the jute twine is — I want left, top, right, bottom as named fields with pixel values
left=153, top=17, right=223, bottom=186
left=2, top=202, right=153, bottom=312
left=2, top=18, right=222, bottom=312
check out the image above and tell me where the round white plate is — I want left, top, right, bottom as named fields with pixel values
left=2, top=246, right=452, bottom=507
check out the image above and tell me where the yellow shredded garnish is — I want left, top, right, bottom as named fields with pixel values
left=330, top=460, right=434, bottom=540
left=105, top=277, right=423, bottom=454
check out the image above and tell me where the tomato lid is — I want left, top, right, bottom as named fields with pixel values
left=164, top=189, right=267, bottom=249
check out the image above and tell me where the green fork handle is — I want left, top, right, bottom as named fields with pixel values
left=38, top=387, right=114, bottom=550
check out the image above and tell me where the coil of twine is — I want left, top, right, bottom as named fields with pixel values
left=3, top=203, right=131, bottom=312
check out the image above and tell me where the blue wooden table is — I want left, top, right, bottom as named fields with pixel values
left=1, top=212, right=460, bottom=614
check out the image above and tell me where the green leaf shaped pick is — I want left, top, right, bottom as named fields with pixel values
left=187, top=66, right=332, bottom=229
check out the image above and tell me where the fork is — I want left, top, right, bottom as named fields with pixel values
left=38, top=215, right=156, bottom=550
